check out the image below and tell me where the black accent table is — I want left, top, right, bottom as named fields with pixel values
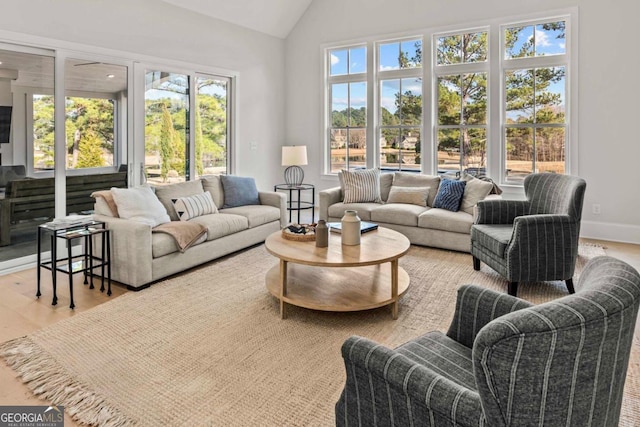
left=37, top=220, right=111, bottom=309
left=274, top=183, right=315, bottom=224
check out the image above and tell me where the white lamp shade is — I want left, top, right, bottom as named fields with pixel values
left=281, top=145, right=308, bottom=166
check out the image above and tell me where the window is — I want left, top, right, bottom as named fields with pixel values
left=328, top=46, right=367, bottom=172
left=65, top=96, right=115, bottom=169
left=195, top=76, right=230, bottom=176
left=379, top=38, right=422, bottom=172
left=434, top=30, right=488, bottom=178
left=503, top=20, right=568, bottom=182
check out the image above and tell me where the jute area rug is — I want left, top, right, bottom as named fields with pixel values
left=1, top=244, right=638, bottom=426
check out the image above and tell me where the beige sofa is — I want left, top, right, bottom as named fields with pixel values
left=319, top=172, right=498, bottom=253
left=94, top=175, right=286, bottom=289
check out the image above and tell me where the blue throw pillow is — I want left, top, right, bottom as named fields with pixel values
left=433, top=179, right=466, bottom=212
left=220, top=175, right=260, bottom=208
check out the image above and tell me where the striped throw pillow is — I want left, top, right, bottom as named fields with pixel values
left=433, top=179, right=466, bottom=212
left=340, top=168, right=382, bottom=204
left=171, top=192, right=218, bottom=221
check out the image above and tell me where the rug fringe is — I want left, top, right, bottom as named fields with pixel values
left=0, top=337, right=133, bottom=427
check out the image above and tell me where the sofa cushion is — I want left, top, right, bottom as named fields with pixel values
left=460, top=175, right=494, bottom=215
left=154, top=180, right=205, bottom=221
left=470, top=224, right=514, bottom=257
left=433, top=179, right=466, bottom=212
left=201, top=175, right=224, bottom=209
left=380, top=173, right=394, bottom=202
left=190, top=213, right=249, bottom=241
left=327, top=202, right=379, bottom=221
left=386, top=186, right=430, bottom=207
left=220, top=205, right=280, bottom=228
left=418, top=208, right=474, bottom=234
left=370, top=203, right=429, bottom=227
left=340, top=168, right=382, bottom=203
left=220, top=175, right=260, bottom=208
left=111, top=185, right=170, bottom=227
left=393, top=172, right=441, bottom=207
left=172, top=192, right=218, bottom=221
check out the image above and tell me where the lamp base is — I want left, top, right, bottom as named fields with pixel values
left=284, top=166, right=304, bottom=187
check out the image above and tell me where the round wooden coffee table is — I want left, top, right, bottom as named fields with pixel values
left=264, top=227, right=410, bottom=319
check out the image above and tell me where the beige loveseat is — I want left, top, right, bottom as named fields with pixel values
left=94, top=176, right=286, bottom=289
left=319, top=172, right=498, bottom=253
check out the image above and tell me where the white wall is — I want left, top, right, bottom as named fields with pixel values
left=0, top=0, right=285, bottom=190
left=285, top=0, right=640, bottom=243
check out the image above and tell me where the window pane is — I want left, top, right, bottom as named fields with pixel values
left=536, top=127, right=565, bottom=174
left=330, top=49, right=348, bottom=76
left=400, top=78, right=422, bottom=126
left=535, top=21, right=566, bottom=56
left=463, top=128, right=486, bottom=175
left=349, top=47, right=366, bottom=74
left=380, top=79, right=399, bottom=126
left=380, top=128, right=400, bottom=169
left=462, top=73, right=487, bottom=125
left=331, top=83, right=348, bottom=127
left=506, top=127, right=533, bottom=181
left=144, top=71, right=189, bottom=184
left=379, top=42, right=399, bottom=71
left=65, top=97, right=114, bottom=169
left=437, top=128, right=461, bottom=176
left=437, top=35, right=461, bottom=65
left=438, top=75, right=461, bottom=125
left=535, top=67, right=565, bottom=124
left=505, top=69, right=534, bottom=123
left=401, top=128, right=421, bottom=171
left=33, top=94, right=55, bottom=171
left=330, top=129, right=347, bottom=173
left=349, top=82, right=367, bottom=126
left=462, top=32, right=488, bottom=63
left=400, top=39, right=422, bottom=69
left=195, top=77, right=228, bottom=176
left=348, top=129, right=366, bottom=170
left=505, top=25, right=534, bottom=59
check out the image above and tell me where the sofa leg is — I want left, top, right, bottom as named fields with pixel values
left=508, top=282, right=518, bottom=297
left=566, top=279, right=575, bottom=294
left=473, top=256, right=480, bottom=271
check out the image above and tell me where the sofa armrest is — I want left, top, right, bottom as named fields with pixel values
left=475, top=199, right=530, bottom=225
left=259, top=191, right=287, bottom=228
left=94, top=214, right=153, bottom=288
left=318, top=187, right=342, bottom=221
left=446, top=284, right=533, bottom=348
left=337, top=336, right=484, bottom=426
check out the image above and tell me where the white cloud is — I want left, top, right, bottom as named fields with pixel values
left=331, top=54, right=340, bottom=66
left=534, top=28, right=551, bottom=47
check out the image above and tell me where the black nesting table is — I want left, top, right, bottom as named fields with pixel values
left=37, top=220, right=111, bottom=309
left=274, top=183, right=315, bottom=224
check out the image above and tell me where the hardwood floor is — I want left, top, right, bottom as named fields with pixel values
left=0, top=239, right=638, bottom=426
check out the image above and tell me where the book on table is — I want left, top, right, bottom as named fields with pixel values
left=327, top=221, right=378, bottom=234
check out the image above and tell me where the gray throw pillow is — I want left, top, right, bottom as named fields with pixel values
left=220, top=175, right=260, bottom=208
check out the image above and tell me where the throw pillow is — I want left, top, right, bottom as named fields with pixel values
left=200, top=175, right=224, bottom=209
left=433, top=179, right=467, bottom=212
left=340, top=168, right=382, bottom=204
left=153, top=180, right=205, bottom=221
left=110, top=185, right=170, bottom=227
left=172, top=192, right=218, bottom=221
left=91, top=190, right=119, bottom=217
left=386, top=186, right=430, bottom=207
left=220, top=175, right=260, bottom=208
left=393, top=172, right=441, bottom=207
left=459, top=175, right=494, bottom=215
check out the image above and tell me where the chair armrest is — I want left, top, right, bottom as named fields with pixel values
left=318, top=187, right=342, bottom=221
left=338, top=336, right=484, bottom=426
left=475, top=199, right=530, bottom=225
left=259, top=191, right=287, bottom=228
left=446, top=285, right=533, bottom=348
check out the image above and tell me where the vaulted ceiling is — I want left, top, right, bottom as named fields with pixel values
left=160, top=0, right=313, bottom=39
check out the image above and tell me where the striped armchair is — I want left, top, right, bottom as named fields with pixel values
left=336, top=256, right=640, bottom=426
left=470, top=173, right=586, bottom=296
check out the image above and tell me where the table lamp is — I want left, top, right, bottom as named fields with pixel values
left=281, top=145, right=307, bottom=186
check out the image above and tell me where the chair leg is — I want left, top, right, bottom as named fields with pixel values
left=508, top=282, right=518, bottom=297
left=566, top=279, right=575, bottom=294
left=473, top=256, right=480, bottom=271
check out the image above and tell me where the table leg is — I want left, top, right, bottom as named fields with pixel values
left=296, top=188, right=301, bottom=224
left=391, top=259, right=399, bottom=319
left=106, top=230, right=112, bottom=296
left=83, top=234, right=89, bottom=285
left=36, top=227, right=42, bottom=298
left=280, top=259, right=288, bottom=319
left=51, top=235, right=57, bottom=306
left=100, top=232, right=105, bottom=293
left=89, top=233, right=95, bottom=289
left=67, top=240, right=75, bottom=309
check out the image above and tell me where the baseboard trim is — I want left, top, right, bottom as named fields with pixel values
left=581, top=220, right=640, bottom=245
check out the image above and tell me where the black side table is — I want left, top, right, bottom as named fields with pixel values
left=274, top=183, right=315, bottom=224
left=37, top=220, right=111, bottom=309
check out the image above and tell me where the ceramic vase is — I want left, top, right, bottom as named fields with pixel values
left=341, top=210, right=361, bottom=246
left=315, top=220, right=328, bottom=247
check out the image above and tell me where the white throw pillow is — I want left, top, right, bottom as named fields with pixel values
left=111, top=185, right=170, bottom=227
left=386, top=186, right=430, bottom=207
left=340, top=168, right=382, bottom=204
left=172, top=192, right=218, bottom=221
left=460, top=175, right=494, bottom=215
